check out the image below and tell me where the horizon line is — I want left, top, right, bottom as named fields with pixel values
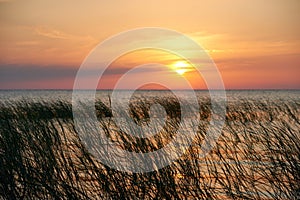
left=0, top=88, right=299, bottom=91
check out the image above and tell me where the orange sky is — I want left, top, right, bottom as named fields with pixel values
left=0, top=0, right=299, bottom=89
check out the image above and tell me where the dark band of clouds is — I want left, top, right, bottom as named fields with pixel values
left=0, top=64, right=78, bottom=83
left=0, top=63, right=168, bottom=88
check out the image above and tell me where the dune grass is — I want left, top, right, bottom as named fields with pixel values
left=0, top=93, right=299, bottom=199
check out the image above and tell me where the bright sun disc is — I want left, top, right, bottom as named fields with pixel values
left=172, top=61, right=189, bottom=75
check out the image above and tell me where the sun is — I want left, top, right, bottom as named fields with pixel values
left=172, top=61, right=190, bottom=75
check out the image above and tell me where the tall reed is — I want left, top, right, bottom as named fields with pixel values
left=0, top=92, right=299, bottom=199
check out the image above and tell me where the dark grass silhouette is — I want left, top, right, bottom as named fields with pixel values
left=0, top=93, right=299, bottom=199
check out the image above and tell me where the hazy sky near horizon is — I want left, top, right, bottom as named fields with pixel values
left=0, top=0, right=299, bottom=89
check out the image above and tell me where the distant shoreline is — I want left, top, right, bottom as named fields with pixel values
left=0, top=89, right=299, bottom=91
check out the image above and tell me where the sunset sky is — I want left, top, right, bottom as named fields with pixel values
left=0, top=0, right=299, bottom=89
